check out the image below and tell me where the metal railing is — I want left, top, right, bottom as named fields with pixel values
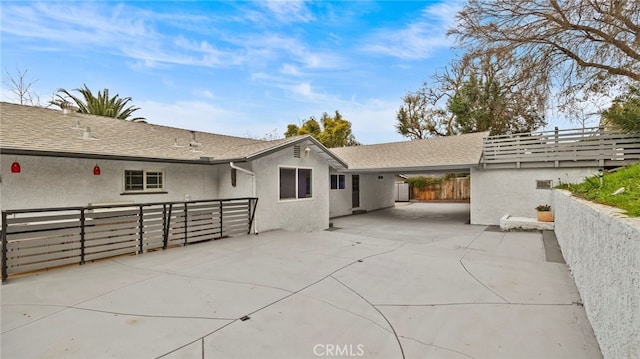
left=1, top=197, right=258, bottom=283
left=481, top=127, right=640, bottom=169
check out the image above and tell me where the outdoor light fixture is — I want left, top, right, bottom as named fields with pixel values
left=93, top=164, right=101, bottom=176
left=11, top=161, right=21, bottom=173
left=304, top=146, right=311, bottom=157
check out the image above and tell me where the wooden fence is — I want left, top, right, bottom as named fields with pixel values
left=1, top=197, right=257, bottom=283
left=411, top=177, right=470, bottom=201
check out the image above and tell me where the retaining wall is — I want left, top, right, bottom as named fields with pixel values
left=553, top=190, right=640, bottom=359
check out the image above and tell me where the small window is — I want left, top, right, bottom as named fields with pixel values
left=330, top=174, right=346, bottom=190
left=280, top=167, right=313, bottom=200
left=124, top=169, right=164, bottom=192
left=536, top=180, right=553, bottom=189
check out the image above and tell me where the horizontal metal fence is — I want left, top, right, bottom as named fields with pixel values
left=482, top=127, right=640, bottom=169
left=1, top=197, right=257, bottom=283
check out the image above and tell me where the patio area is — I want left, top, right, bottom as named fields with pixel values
left=1, top=203, right=601, bottom=358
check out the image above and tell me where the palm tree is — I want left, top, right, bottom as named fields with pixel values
left=50, top=84, right=146, bottom=122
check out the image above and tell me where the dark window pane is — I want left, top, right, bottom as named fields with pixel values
left=330, top=174, right=338, bottom=189
left=125, top=170, right=144, bottom=191
left=338, top=175, right=345, bottom=189
left=280, top=168, right=296, bottom=199
left=146, top=172, right=163, bottom=189
left=298, top=168, right=312, bottom=198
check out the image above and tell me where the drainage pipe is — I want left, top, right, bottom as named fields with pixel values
left=229, top=162, right=258, bottom=234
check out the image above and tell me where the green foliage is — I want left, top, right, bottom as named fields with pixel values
left=535, top=204, right=551, bottom=211
left=396, top=50, right=546, bottom=139
left=405, top=176, right=443, bottom=190
left=601, top=85, right=640, bottom=135
left=284, top=111, right=360, bottom=148
left=559, top=164, right=640, bottom=216
left=51, top=84, right=145, bottom=121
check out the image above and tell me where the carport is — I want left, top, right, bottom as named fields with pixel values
left=1, top=203, right=601, bottom=358
left=329, top=132, right=486, bottom=220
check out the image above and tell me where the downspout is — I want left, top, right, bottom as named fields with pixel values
left=229, top=162, right=258, bottom=234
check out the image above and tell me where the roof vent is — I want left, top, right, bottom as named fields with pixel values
left=71, top=119, right=83, bottom=130
left=83, top=127, right=93, bottom=140
left=190, top=131, right=200, bottom=146
left=294, top=145, right=301, bottom=158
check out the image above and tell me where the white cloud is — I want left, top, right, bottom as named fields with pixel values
left=256, top=0, right=314, bottom=23
left=362, top=1, right=463, bottom=60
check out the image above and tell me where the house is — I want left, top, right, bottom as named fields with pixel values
left=2, top=102, right=638, bottom=231
left=0, top=102, right=347, bottom=233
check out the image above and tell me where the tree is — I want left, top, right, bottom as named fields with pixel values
left=2, top=67, right=42, bottom=106
left=285, top=111, right=360, bottom=147
left=396, top=50, right=546, bottom=138
left=601, top=85, right=640, bottom=135
left=450, top=0, right=640, bottom=108
left=50, top=84, right=145, bottom=121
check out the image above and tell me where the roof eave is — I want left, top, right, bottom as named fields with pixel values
left=0, top=147, right=242, bottom=165
left=336, top=163, right=480, bottom=174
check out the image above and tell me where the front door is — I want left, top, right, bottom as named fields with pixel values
left=352, top=175, right=360, bottom=208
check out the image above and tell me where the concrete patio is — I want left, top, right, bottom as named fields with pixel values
left=1, top=203, right=601, bottom=358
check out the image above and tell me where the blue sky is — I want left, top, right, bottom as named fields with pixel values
left=1, top=0, right=572, bottom=144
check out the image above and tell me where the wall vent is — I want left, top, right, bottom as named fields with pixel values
left=293, top=145, right=301, bottom=158
left=536, top=180, right=553, bottom=189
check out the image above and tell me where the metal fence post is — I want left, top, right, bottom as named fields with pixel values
left=219, top=200, right=224, bottom=239
left=2, top=211, right=8, bottom=283
left=80, top=209, right=86, bottom=265
left=162, top=204, right=170, bottom=249
left=138, top=206, right=144, bottom=254
left=183, top=203, right=188, bottom=245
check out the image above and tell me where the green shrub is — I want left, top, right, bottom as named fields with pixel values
left=558, top=163, right=640, bottom=216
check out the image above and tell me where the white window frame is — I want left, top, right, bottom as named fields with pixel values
left=123, top=169, right=165, bottom=193
left=278, top=165, right=313, bottom=201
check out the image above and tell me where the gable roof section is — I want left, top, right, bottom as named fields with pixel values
left=329, top=132, right=488, bottom=173
left=0, top=102, right=347, bottom=169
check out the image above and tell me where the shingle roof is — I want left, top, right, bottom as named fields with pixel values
left=329, top=132, right=488, bottom=173
left=0, top=102, right=347, bottom=168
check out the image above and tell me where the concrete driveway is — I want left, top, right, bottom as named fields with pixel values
left=1, top=203, right=601, bottom=358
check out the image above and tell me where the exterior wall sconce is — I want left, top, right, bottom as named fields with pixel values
left=304, top=146, right=311, bottom=157
left=93, top=164, right=101, bottom=176
left=11, top=161, right=21, bottom=173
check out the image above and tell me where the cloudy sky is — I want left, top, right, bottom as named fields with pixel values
left=1, top=0, right=525, bottom=144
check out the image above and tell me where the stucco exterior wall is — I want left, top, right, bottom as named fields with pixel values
left=357, top=174, right=395, bottom=212
left=329, top=170, right=352, bottom=218
left=328, top=173, right=395, bottom=218
left=0, top=155, right=221, bottom=211
left=216, top=162, right=254, bottom=199
left=553, top=190, right=640, bottom=359
left=470, top=167, right=598, bottom=225
left=251, top=146, right=330, bottom=232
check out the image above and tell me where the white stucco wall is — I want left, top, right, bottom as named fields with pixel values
left=251, top=146, right=330, bottom=232
left=470, top=167, right=598, bottom=225
left=328, top=172, right=396, bottom=218
left=0, top=155, right=221, bottom=211
left=357, top=174, right=395, bottom=212
left=329, top=170, right=352, bottom=218
left=216, top=162, right=254, bottom=199
left=553, top=190, right=640, bottom=359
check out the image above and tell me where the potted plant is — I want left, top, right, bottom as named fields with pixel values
left=535, top=204, right=553, bottom=222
